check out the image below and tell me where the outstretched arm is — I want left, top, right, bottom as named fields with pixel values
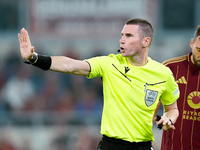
left=18, top=28, right=90, bottom=76
left=50, top=56, right=90, bottom=76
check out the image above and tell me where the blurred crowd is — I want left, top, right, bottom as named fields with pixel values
left=0, top=47, right=103, bottom=115
left=0, top=47, right=104, bottom=150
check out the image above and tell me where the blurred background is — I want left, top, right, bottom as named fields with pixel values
left=0, top=0, right=199, bottom=149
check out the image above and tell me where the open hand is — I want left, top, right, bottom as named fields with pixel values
left=18, top=28, right=34, bottom=60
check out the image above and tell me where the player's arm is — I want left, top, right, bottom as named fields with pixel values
left=153, top=100, right=162, bottom=117
left=18, top=28, right=90, bottom=76
left=154, top=101, right=179, bottom=131
left=50, top=56, right=90, bottom=76
left=162, top=101, right=179, bottom=129
left=152, top=100, right=162, bottom=123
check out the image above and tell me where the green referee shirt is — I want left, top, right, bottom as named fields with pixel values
left=85, top=54, right=179, bottom=142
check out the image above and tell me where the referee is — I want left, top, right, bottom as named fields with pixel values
left=18, top=18, right=179, bottom=150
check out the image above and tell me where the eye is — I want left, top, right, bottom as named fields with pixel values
left=126, top=34, right=132, bottom=38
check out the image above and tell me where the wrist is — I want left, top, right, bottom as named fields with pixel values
left=28, top=52, right=38, bottom=64
left=23, top=52, right=52, bottom=70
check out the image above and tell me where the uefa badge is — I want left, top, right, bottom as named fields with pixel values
left=145, top=89, right=158, bottom=106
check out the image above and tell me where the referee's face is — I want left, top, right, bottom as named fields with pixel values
left=119, top=24, right=143, bottom=57
left=190, top=36, right=200, bottom=68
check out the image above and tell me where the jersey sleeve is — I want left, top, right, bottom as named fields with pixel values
left=84, top=56, right=108, bottom=79
left=160, top=69, right=180, bottom=105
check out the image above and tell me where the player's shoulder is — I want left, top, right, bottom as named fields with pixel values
left=149, top=58, right=168, bottom=68
left=162, top=54, right=188, bottom=66
left=108, top=53, right=126, bottom=63
left=108, top=53, right=123, bottom=59
left=149, top=58, right=173, bottom=74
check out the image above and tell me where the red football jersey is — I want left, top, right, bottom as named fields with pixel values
left=161, top=52, right=200, bottom=150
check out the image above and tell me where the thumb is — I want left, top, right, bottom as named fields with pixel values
left=31, top=46, right=34, bottom=53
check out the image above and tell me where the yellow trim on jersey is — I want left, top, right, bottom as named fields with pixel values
left=162, top=55, right=187, bottom=66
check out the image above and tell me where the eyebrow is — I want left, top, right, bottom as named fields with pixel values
left=121, top=32, right=132, bottom=35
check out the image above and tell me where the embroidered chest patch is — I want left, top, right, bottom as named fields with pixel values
left=145, top=89, right=158, bottom=107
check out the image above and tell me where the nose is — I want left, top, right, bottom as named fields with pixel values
left=119, top=36, right=125, bottom=44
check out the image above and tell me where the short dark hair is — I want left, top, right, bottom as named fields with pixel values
left=194, top=25, right=200, bottom=42
left=126, top=18, right=154, bottom=45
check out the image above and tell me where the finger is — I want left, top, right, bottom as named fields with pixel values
left=157, top=118, right=164, bottom=126
left=26, top=31, right=31, bottom=44
left=171, top=125, right=175, bottom=130
left=23, top=29, right=28, bottom=42
left=21, top=28, right=32, bottom=46
left=153, top=116, right=157, bottom=121
left=167, top=121, right=175, bottom=129
left=31, top=46, right=34, bottom=53
left=24, top=29, right=31, bottom=44
left=160, top=116, right=169, bottom=126
left=21, top=28, right=27, bottom=42
left=167, top=124, right=175, bottom=130
left=21, top=28, right=25, bottom=42
left=18, top=33, right=22, bottom=44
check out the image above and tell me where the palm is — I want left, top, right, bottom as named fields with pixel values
left=18, top=28, right=34, bottom=60
left=20, top=42, right=32, bottom=59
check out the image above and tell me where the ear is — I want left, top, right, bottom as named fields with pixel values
left=142, top=37, right=151, bottom=47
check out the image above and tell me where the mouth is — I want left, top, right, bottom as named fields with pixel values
left=120, top=47, right=125, bottom=52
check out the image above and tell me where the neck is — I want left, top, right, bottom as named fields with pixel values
left=128, top=55, right=148, bottom=66
left=128, top=50, right=149, bottom=66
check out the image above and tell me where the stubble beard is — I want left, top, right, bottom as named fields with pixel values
left=193, top=55, right=200, bottom=69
